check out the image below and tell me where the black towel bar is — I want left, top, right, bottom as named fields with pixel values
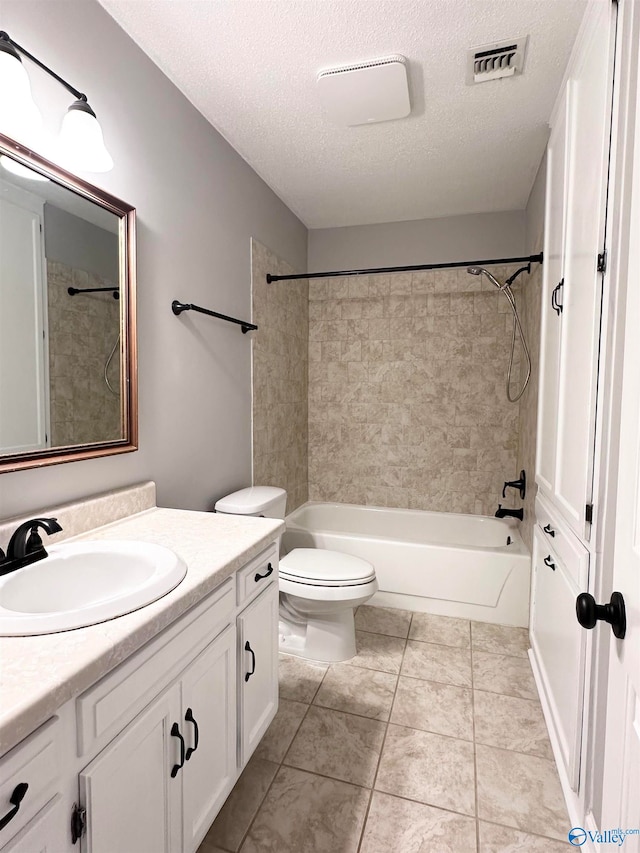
left=172, top=300, right=257, bottom=334
left=68, top=286, right=119, bottom=299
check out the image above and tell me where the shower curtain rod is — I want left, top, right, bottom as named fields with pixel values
left=265, top=252, right=543, bottom=283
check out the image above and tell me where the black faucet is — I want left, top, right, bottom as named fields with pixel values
left=495, top=505, right=524, bottom=521
left=0, top=517, right=63, bottom=576
left=502, top=470, right=526, bottom=500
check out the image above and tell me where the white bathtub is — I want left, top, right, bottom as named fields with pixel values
left=283, top=502, right=531, bottom=627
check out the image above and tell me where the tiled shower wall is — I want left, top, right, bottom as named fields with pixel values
left=47, top=260, right=121, bottom=447
left=307, top=265, right=531, bottom=516
left=251, top=239, right=309, bottom=513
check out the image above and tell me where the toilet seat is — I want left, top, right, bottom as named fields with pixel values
left=279, top=548, right=375, bottom=587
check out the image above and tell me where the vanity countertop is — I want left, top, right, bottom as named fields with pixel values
left=0, top=506, right=283, bottom=756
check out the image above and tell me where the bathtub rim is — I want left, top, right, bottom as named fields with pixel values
left=286, top=500, right=528, bottom=555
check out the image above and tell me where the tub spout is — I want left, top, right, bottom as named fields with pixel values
left=495, top=505, right=523, bottom=521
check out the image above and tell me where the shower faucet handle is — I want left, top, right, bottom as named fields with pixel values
left=502, top=470, right=526, bottom=500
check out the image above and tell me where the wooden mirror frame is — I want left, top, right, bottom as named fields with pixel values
left=0, top=133, right=138, bottom=473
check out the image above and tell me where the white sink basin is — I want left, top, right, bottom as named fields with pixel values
left=0, top=541, right=187, bottom=636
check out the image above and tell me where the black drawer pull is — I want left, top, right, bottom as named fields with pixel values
left=543, top=555, right=556, bottom=571
left=0, top=783, right=28, bottom=832
left=245, top=640, right=256, bottom=682
left=185, top=708, right=199, bottom=760
left=254, top=563, right=274, bottom=583
left=170, top=723, right=185, bottom=777
left=543, top=524, right=555, bottom=537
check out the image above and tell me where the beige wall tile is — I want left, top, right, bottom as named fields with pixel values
left=252, top=240, right=308, bottom=512
left=47, top=261, right=121, bottom=448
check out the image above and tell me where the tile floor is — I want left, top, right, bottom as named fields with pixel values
left=198, top=606, right=570, bottom=853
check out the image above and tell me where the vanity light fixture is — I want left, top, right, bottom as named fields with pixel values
left=0, top=30, right=113, bottom=173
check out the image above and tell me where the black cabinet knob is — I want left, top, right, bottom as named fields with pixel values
left=576, top=591, right=626, bottom=640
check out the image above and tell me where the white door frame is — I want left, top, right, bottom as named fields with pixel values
left=583, top=0, right=640, bottom=838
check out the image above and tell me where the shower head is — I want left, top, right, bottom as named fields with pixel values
left=466, top=266, right=504, bottom=291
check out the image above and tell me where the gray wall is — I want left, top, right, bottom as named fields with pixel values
left=308, top=210, right=526, bottom=272
left=44, top=205, right=119, bottom=282
left=0, top=0, right=306, bottom=519
left=525, top=153, right=547, bottom=254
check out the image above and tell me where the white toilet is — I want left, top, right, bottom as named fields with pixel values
left=214, top=486, right=378, bottom=662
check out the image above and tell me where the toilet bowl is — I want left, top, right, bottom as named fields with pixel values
left=214, top=487, right=378, bottom=662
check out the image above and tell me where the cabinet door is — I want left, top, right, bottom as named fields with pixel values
left=554, top=1, right=616, bottom=538
left=237, top=582, right=279, bottom=767
left=79, top=686, right=182, bottom=853
left=181, top=624, right=236, bottom=853
left=536, top=89, right=568, bottom=497
left=0, top=796, right=69, bottom=853
left=530, top=526, right=587, bottom=790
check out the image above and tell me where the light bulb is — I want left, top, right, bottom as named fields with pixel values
left=57, top=100, right=113, bottom=173
left=0, top=41, right=43, bottom=145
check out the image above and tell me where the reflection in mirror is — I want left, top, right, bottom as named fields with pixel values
left=0, top=134, right=137, bottom=472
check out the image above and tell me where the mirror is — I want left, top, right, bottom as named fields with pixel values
left=0, top=133, right=137, bottom=473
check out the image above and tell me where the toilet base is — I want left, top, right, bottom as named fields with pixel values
left=278, top=609, right=357, bottom=663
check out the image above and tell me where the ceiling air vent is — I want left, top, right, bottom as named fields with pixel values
left=467, top=37, right=528, bottom=84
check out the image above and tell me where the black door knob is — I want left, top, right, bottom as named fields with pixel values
left=576, top=591, right=626, bottom=640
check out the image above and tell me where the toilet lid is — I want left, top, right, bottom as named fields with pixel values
left=279, top=548, right=376, bottom=586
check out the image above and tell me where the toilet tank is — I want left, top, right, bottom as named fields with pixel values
left=214, top=486, right=287, bottom=519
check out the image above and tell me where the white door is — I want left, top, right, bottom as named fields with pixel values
left=237, top=583, right=279, bottom=767
left=181, top=625, right=236, bottom=853
left=0, top=195, right=49, bottom=453
left=79, top=686, right=182, bottom=853
left=598, top=32, right=640, bottom=843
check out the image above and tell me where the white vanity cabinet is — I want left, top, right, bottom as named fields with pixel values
left=0, top=717, right=69, bottom=853
left=0, top=796, right=69, bottom=853
left=180, top=625, right=237, bottom=852
left=80, top=624, right=237, bottom=853
left=238, top=582, right=279, bottom=767
left=79, top=683, right=183, bottom=853
left=0, top=540, right=279, bottom=853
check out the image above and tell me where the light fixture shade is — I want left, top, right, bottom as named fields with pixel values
left=57, top=100, right=113, bottom=173
left=0, top=155, right=49, bottom=182
left=0, top=44, right=43, bottom=144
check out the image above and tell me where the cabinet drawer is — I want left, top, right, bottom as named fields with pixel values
left=236, top=543, right=278, bottom=607
left=535, top=495, right=589, bottom=589
left=0, top=795, right=67, bottom=853
left=0, top=718, right=60, bottom=846
left=77, top=577, right=234, bottom=757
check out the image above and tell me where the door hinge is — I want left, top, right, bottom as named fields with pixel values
left=597, top=251, right=607, bottom=273
left=586, top=503, right=594, bottom=524
left=71, top=803, right=86, bottom=845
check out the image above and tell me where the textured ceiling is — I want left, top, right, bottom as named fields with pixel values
left=98, top=0, right=587, bottom=228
